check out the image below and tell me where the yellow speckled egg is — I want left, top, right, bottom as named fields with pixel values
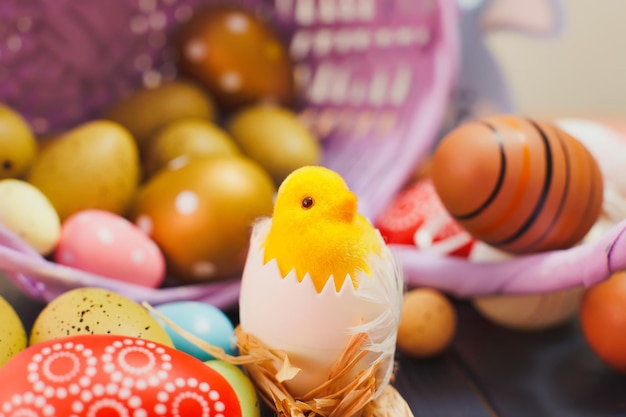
left=29, top=287, right=173, bottom=347
left=0, top=179, right=60, bottom=255
left=131, top=155, right=275, bottom=283
left=0, top=103, right=37, bottom=179
left=396, top=288, right=457, bottom=358
left=0, top=295, right=26, bottom=368
left=432, top=115, right=604, bottom=254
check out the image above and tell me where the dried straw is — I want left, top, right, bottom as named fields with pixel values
left=144, top=302, right=414, bottom=417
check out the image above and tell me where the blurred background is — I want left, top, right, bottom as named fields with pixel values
left=487, top=0, right=626, bottom=119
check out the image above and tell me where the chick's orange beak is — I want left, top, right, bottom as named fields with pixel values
left=338, top=192, right=358, bottom=222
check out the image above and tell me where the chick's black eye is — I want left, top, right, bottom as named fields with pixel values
left=302, top=196, right=314, bottom=209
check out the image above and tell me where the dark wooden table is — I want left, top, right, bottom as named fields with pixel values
left=2, top=273, right=626, bottom=417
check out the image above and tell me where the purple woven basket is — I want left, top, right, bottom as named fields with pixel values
left=0, top=0, right=622, bottom=308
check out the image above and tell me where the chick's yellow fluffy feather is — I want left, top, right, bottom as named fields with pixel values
left=262, top=166, right=382, bottom=293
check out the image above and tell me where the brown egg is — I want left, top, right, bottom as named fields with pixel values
left=431, top=115, right=603, bottom=254
left=397, top=288, right=457, bottom=358
left=130, top=155, right=275, bottom=282
left=175, top=4, right=296, bottom=111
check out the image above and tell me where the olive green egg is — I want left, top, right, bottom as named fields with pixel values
left=143, top=118, right=240, bottom=178
left=0, top=294, right=27, bottom=368
left=29, top=287, right=173, bottom=347
left=205, top=360, right=261, bottom=417
left=227, top=104, right=321, bottom=184
left=27, top=120, right=140, bottom=221
left=0, top=103, right=37, bottom=179
left=103, top=80, right=217, bottom=150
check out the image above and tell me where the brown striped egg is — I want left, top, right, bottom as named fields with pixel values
left=431, top=115, right=603, bottom=254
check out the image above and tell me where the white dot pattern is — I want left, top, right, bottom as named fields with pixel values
left=0, top=337, right=237, bottom=417
left=175, top=191, right=199, bottom=215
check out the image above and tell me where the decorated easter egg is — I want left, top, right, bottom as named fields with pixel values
left=175, top=4, right=296, bottom=111
left=431, top=114, right=604, bottom=254
left=54, top=210, right=166, bottom=288
left=154, top=301, right=236, bottom=361
left=0, top=334, right=243, bottom=416
left=131, top=155, right=275, bottom=283
left=0, top=295, right=26, bottom=368
left=29, top=287, right=173, bottom=347
left=375, top=178, right=475, bottom=257
left=0, top=179, right=61, bottom=255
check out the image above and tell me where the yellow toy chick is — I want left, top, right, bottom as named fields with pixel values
left=238, top=166, right=409, bottom=416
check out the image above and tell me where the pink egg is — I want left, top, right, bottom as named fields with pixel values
left=0, top=334, right=243, bottom=416
left=55, top=210, right=165, bottom=288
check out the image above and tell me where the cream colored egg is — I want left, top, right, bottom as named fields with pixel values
left=0, top=179, right=61, bottom=255
left=397, top=288, right=457, bottom=358
left=0, top=295, right=27, bottom=368
left=29, top=287, right=173, bottom=347
left=239, top=218, right=399, bottom=398
left=470, top=242, right=583, bottom=331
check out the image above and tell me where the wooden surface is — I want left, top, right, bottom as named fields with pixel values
left=2, top=274, right=626, bottom=416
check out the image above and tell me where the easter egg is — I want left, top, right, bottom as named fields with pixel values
left=27, top=120, right=140, bottom=221
left=0, top=103, right=37, bottom=179
left=0, top=179, right=61, bottom=255
left=205, top=360, right=261, bottom=417
left=580, top=271, right=626, bottom=373
left=55, top=210, right=166, bottom=288
left=0, top=334, right=243, bottom=416
left=0, top=295, right=26, bottom=368
left=227, top=104, right=321, bottom=184
left=155, top=301, right=236, bottom=361
left=431, top=114, right=604, bottom=254
left=29, top=287, right=173, bottom=347
left=103, top=80, right=217, bottom=150
left=396, top=288, right=457, bottom=358
left=375, top=178, right=475, bottom=257
left=469, top=241, right=583, bottom=330
left=131, top=155, right=275, bottom=283
left=175, top=4, right=296, bottom=111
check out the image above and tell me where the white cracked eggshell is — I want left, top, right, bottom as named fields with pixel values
left=239, top=218, right=401, bottom=398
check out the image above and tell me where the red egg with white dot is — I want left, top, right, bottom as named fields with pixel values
left=130, top=155, right=275, bottom=283
left=0, top=334, right=243, bottom=417
left=55, top=210, right=166, bottom=288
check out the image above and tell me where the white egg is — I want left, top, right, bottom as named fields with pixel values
left=0, top=179, right=60, bottom=255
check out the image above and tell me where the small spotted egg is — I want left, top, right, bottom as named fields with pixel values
left=54, top=209, right=166, bottom=288
left=0, top=295, right=26, bottom=368
left=396, top=288, right=457, bottom=358
left=0, top=334, right=245, bottom=417
left=432, top=115, right=604, bottom=254
left=29, top=287, right=173, bottom=347
left=154, top=301, right=236, bottom=361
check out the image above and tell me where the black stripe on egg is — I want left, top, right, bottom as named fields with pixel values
left=454, top=122, right=507, bottom=221
left=489, top=119, right=555, bottom=248
left=516, top=122, right=572, bottom=252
